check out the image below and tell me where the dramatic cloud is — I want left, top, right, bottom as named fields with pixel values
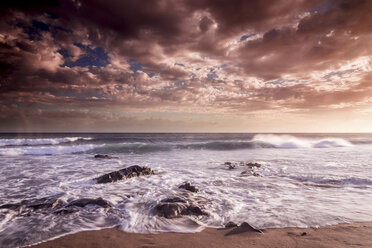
left=0, top=0, right=372, bottom=132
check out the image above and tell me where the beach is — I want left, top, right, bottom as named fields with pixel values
left=31, top=222, right=372, bottom=248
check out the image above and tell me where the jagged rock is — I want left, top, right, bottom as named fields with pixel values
left=225, top=221, right=238, bottom=228
left=179, top=182, right=199, bottom=193
left=66, top=197, right=112, bottom=208
left=95, top=165, right=154, bottom=183
left=154, top=197, right=207, bottom=219
left=94, top=154, right=119, bottom=159
left=239, top=222, right=263, bottom=233
left=225, top=222, right=263, bottom=236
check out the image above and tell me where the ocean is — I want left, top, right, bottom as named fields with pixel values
left=0, top=133, right=371, bottom=247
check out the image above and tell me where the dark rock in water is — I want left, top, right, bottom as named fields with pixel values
left=54, top=208, right=79, bottom=215
left=54, top=198, right=111, bottom=215
left=155, top=202, right=186, bottom=218
left=225, top=221, right=238, bottom=228
left=0, top=203, right=20, bottom=211
left=26, top=197, right=61, bottom=210
left=94, top=154, right=119, bottom=159
left=154, top=197, right=208, bottom=219
left=301, top=232, right=307, bottom=236
left=67, top=197, right=112, bottom=208
left=228, top=164, right=236, bottom=170
left=224, top=161, right=261, bottom=169
left=241, top=170, right=261, bottom=177
left=244, top=162, right=262, bottom=168
left=181, top=206, right=205, bottom=216
left=0, top=196, right=63, bottom=212
left=179, top=182, right=199, bottom=193
left=161, top=197, right=187, bottom=203
left=95, top=165, right=154, bottom=183
left=224, top=162, right=236, bottom=170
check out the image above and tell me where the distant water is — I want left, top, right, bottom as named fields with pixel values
left=0, top=133, right=371, bottom=247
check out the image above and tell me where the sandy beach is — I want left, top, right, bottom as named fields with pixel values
left=31, top=222, right=372, bottom=248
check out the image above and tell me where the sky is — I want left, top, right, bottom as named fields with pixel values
left=0, top=0, right=372, bottom=132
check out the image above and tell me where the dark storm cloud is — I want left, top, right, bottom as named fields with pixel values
left=0, top=0, right=372, bottom=131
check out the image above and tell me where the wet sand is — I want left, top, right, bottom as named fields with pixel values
left=31, top=222, right=372, bottom=248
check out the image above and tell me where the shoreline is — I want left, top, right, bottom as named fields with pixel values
left=30, top=222, right=372, bottom=248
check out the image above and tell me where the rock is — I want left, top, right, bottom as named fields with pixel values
left=155, top=202, right=186, bottom=218
left=54, top=208, right=79, bottom=215
left=239, top=222, right=263, bottom=233
left=301, top=232, right=307, bottom=236
left=66, top=198, right=112, bottom=208
left=95, top=165, right=154, bottom=183
left=225, top=221, right=238, bottom=228
left=228, top=164, right=236, bottom=170
left=244, top=162, right=262, bottom=168
left=241, top=171, right=261, bottom=177
left=161, top=197, right=187, bottom=203
left=52, top=199, right=66, bottom=209
left=0, top=196, right=63, bottom=212
left=224, top=162, right=236, bottom=169
left=179, top=182, right=199, bottom=193
left=0, top=203, right=20, bottom=211
left=94, top=154, right=119, bottom=159
left=154, top=197, right=207, bottom=219
left=225, top=222, right=263, bottom=236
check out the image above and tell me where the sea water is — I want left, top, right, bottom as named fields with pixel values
left=0, top=133, right=371, bottom=247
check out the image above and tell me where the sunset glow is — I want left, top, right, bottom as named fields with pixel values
left=1, top=0, right=371, bottom=132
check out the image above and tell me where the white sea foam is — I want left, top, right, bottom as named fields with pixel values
left=0, top=144, right=99, bottom=156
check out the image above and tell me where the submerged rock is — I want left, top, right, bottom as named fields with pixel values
left=95, top=165, right=154, bottom=183
left=179, top=182, right=199, bottom=193
left=224, top=162, right=236, bottom=170
left=94, top=154, right=119, bottom=159
left=66, top=197, right=112, bottom=208
left=154, top=197, right=208, bottom=219
left=241, top=170, right=261, bottom=177
left=0, top=196, right=112, bottom=216
left=0, top=196, right=63, bottom=212
left=243, top=162, right=262, bottom=168
left=225, top=221, right=238, bottom=228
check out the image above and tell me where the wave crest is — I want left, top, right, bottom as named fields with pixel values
left=0, top=137, right=92, bottom=147
left=252, top=134, right=353, bottom=148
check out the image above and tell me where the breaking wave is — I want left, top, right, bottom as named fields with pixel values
left=0, top=134, right=355, bottom=156
left=252, top=134, right=353, bottom=148
left=0, top=137, right=92, bottom=147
